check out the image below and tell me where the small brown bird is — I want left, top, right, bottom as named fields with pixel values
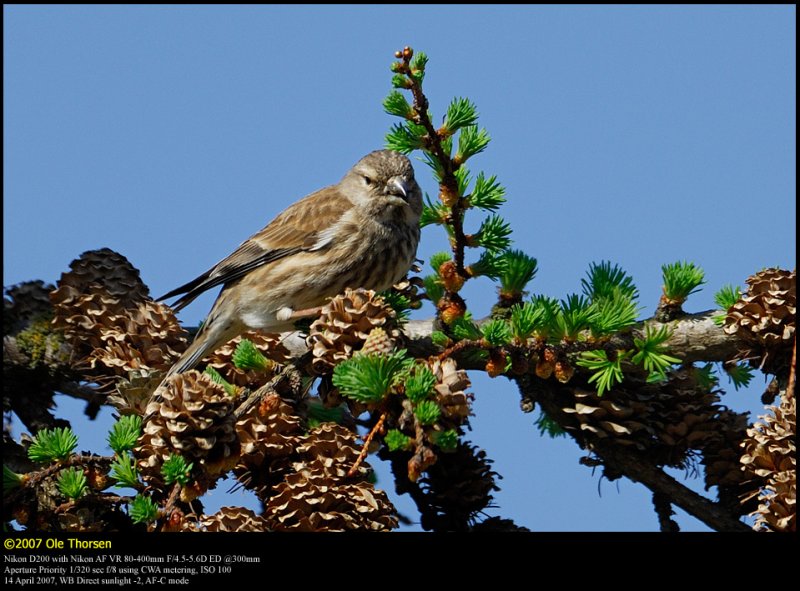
left=159, top=149, right=422, bottom=377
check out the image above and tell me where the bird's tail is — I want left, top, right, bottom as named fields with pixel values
left=143, top=320, right=239, bottom=423
left=165, top=336, right=213, bottom=378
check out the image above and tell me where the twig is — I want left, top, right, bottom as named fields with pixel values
left=348, top=412, right=387, bottom=477
left=435, top=339, right=484, bottom=362
left=58, top=381, right=107, bottom=406
left=158, top=482, right=182, bottom=530
left=233, top=354, right=310, bottom=420
left=54, top=493, right=131, bottom=514
left=5, top=454, right=112, bottom=503
left=652, top=492, right=680, bottom=532
left=396, top=47, right=468, bottom=278
left=4, top=455, right=113, bottom=512
left=597, top=442, right=750, bottom=532
left=53, top=500, right=77, bottom=514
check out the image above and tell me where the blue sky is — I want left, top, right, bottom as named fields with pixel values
left=4, top=5, right=795, bottom=531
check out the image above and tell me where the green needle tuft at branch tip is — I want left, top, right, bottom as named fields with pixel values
left=130, top=495, right=159, bottom=524
left=108, top=415, right=142, bottom=455
left=576, top=349, right=630, bottom=396
left=162, top=454, right=193, bottom=486
left=632, top=325, right=682, bottom=381
left=661, top=261, right=706, bottom=303
left=499, top=250, right=538, bottom=300
left=57, top=467, right=88, bottom=500
left=110, top=452, right=140, bottom=489
left=332, top=349, right=414, bottom=404
left=28, top=427, right=78, bottom=463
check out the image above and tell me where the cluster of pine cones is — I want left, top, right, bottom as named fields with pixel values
left=7, top=248, right=795, bottom=532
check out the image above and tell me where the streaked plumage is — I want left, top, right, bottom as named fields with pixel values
left=160, top=149, right=422, bottom=376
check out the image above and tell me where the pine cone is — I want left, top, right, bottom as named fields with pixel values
left=262, top=423, right=397, bottom=531
left=205, top=331, right=290, bottom=387
left=264, top=476, right=397, bottom=531
left=85, top=299, right=188, bottom=377
left=136, top=371, right=238, bottom=482
left=700, top=408, right=750, bottom=492
left=232, top=394, right=301, bottom=500
left=197, top=507, right=270, bottom=532
left=51, top=248, right=150, bottom=304
left=4, top=280, right=54, bottom=334
left=563, top=369, right=749, bottom=481
left=108, top=371, right=164, bottom=415
left=563, top=388, right=655, bottom=450
left=236, top=394, right=303, bottom=468
left=56, top=508, right=112, bottom=533
left=51, top=283, right=133, bottom=361
left=751, top=472, right=796, bottom=533
left=653, top=368, right=722, bottom=466
left=293, top=423, right=370, bottom=478
left=390, top=275, right=426, bottom=309
left=417, top=442, right=501, bottom=532
left=430, top=358, right=473, bottom=422
left=307, top=288, right=401, bottom=374
left=723, top=268, right=795, bottom=377
left=50, top=249, right=187, bottom=385
left=741, top=392, right=796, bottom=532
left=233, top=456, right=296, bottom=503
left=359, top=326, right=396, bottom=356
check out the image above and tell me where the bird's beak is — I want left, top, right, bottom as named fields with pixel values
left=387, top=176, right=411, bottom=201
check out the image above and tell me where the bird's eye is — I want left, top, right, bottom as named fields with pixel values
left=363, top=176, right=373, bottom=186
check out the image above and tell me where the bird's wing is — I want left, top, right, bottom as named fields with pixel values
left=159, top=187, right=350, bottom=311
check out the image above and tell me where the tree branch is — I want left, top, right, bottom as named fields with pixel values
left=652, top=492, right=680, bottom=532
left=411, top=309, right=736, bottom=363
left=595, top=443, right=750, bottom=532
left=514, top=373, right=752, bottom=532
left=154, top=309, right=742, bottom=367
left=396, top=308, right=751, bottom=531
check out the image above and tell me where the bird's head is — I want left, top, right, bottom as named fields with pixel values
left=342, top=150, right=423, bottom=221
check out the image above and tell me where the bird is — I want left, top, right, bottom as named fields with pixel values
left=158, top=149, right=423, bottom=378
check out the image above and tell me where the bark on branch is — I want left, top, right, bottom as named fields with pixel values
left=594, top=443, right=751, bottom=532
left=279, top=309, right=741, bottom=365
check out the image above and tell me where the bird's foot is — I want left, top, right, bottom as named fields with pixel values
left=277, top=305, right=324, bottom=322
